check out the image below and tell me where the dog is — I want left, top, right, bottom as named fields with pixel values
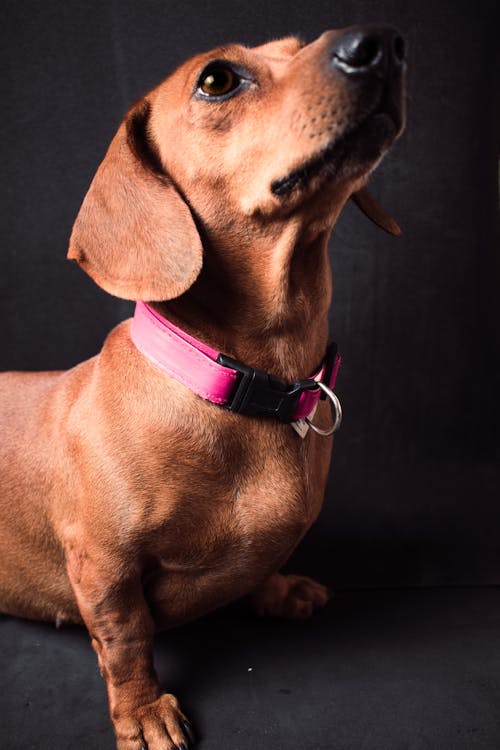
left=0, top=26, right=406, bottom=750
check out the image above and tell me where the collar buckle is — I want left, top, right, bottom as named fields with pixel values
left=216, top=353, right=319, bottom=422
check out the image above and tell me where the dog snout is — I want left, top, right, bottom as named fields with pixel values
left=331, top=25, right=406, bottom=77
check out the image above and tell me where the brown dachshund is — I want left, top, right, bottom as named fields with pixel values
left=0, top=26, right=406, bottom=750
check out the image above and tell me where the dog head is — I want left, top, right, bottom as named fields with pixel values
left=69, top=27, right=406, bottom=301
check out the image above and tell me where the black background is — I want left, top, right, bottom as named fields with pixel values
left=1, top=0, right=499, bottom=591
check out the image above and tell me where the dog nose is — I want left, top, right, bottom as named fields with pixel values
left=331, top=26, right=406, bottom=75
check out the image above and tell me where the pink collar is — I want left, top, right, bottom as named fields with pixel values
left=130, top=301, right=340, bottom=423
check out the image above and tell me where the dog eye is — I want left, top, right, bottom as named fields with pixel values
left=197, top=65, right=242, bottom=98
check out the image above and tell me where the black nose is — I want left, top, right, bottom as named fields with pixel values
left=332, top=25, right=406, bottom=75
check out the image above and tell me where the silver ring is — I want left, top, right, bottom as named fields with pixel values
left=305, top=382, right=342, bottom=436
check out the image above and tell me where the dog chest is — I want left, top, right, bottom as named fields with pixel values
left=143, top=442, right=328, bottom=627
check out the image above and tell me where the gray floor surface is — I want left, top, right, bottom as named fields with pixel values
left=1, top=587, right=500, bottom=749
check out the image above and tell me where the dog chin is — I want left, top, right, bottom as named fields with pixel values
left=271, top=112, right=399, bottom=199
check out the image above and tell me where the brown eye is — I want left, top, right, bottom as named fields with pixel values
left=200, top=67, right=238, bottom=97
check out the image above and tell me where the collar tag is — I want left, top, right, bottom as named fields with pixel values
left=291, top=403, right=317, bottom=438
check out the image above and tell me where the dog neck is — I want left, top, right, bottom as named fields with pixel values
left=153, top=218, right=335, bottom=382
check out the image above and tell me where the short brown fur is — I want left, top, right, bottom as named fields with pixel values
left=0, top=30, right=405, bottom=750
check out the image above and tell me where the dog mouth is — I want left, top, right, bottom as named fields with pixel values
left=271, top=107, right=401, bottom=198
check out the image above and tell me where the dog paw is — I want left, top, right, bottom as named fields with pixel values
left=114, top=693, right=195, bottom=750
left=250, top=573, right=331, bottom=619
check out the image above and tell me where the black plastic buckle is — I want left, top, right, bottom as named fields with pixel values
left=216, top=354, right=319, bottom=422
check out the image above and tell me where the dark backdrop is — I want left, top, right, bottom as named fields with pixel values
left=1, top=0, right=499, bottom=589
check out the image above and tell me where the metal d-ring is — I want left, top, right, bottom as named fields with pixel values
left=305, top=381, right=343, bottom=436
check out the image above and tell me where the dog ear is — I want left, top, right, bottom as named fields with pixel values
left=351, top=186, right=402, bottom=237
left=68, top=100, right=203, bottom=301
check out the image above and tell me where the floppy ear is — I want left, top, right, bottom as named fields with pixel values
left=351, top=186, right=402, bottom=237
left=68, top=100, right=203, bottom=301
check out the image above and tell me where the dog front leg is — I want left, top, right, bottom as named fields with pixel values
left=66, top=545, right=193, bottom=750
